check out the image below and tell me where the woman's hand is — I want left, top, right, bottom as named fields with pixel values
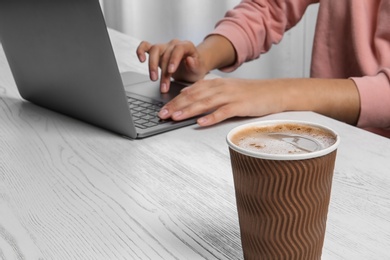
left=158, top=78, right=287, bottom=126
left=136, top=39, right=209, bottom=93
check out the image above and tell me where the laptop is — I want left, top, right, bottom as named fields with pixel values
left=0, top=0, right=197, bottom=139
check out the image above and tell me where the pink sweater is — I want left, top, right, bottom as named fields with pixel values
left=211, top=0, right=390, bottom=137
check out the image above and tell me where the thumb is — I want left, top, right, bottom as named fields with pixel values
left=185, top=56, right=198, bottom=72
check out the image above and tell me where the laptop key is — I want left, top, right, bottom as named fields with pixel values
left=128, top=96, right=167, bottom=129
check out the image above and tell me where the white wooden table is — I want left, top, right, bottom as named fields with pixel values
left=1, top=29, right=390, bottom=260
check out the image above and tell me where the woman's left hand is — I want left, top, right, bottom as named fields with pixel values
left=158, top=77, right=286, bottom=126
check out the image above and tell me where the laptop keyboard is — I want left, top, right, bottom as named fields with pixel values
left=127, top=96, right=168, bottom=129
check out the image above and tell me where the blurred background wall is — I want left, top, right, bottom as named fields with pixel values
left=99, top=0, right=319, bottom=79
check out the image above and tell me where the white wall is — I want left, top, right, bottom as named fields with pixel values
left=101, top=0, right=318, bottom=79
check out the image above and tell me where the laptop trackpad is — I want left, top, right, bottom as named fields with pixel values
left=122, top=72, right=189, bottom=103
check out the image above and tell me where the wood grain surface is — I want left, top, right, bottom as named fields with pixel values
left=1, top=29, right=390, bottom=260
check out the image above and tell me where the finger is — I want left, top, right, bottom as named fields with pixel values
left=147, top=44, right=168, bottom=81
left=158, top=40, right=185, bottom=92
left=171, top=99, right=229, bottom=123
left=159, top=41, right=199, bottom=92
left=136, top=41, right=152, bottom=63
left=159, top=77, right=171, bottom=93
left=158, top=63, right=172, bottom=93
left=161, top=82, right=227, bottom=121
left=166, top=41, right=196, bottom=73
left=184, top=56, right=197, bottom=72
left=137, top=41, right=162, bottom=81
left=197, top=105, right=236, bottom=126
left=158, top=85, right=201, bottom=119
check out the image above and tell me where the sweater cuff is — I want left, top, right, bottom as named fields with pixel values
left=207, top=21, right=257, bottom=72
left=352, top=71, right=390, bottom=129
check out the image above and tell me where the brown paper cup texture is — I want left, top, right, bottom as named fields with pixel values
left=226, top=120, right=340, bottom=260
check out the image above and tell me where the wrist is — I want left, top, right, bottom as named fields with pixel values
left=197, top=34, right=236, bottom=72
left=278, top=78, right=360, bottom=125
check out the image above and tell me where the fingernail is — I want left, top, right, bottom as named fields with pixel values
left=159, top=108, right=169, bottom=118
left=151, top=71, right=158, bottom=81
left=197, top=117, right=208, bottom=125
left=172, top=111, right=183, bottom=119
left=161, top=83, right=168, bottom=93
left=168, top=64, right=175, bottom=73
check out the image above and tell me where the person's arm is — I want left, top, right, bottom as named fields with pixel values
left=195, top=34, right=236, bottom=72
left=158, top=77, right=361, bottom=126
left=277, top=78, right=360, bottom=125
left=208, top=0, right=317, bottom=72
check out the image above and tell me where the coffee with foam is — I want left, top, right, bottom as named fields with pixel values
left=226, top=120, right=339, bottom=259
left=231, top=123, right=337, bottom=155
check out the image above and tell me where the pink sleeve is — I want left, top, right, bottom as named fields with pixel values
left=352, top=68, right=390, bottom=129
left=208, top=0, right=317, bottom=72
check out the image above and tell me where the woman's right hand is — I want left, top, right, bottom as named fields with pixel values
left=136, top=39, right=209, bottom=93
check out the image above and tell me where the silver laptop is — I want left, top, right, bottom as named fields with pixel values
left=0, top=0, right=197, bottom=139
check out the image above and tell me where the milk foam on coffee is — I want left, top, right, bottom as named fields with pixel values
left=231, top=123, right=337, bottom=155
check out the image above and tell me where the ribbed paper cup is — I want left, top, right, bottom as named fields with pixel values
left=227, top=120, right=340, bottom=260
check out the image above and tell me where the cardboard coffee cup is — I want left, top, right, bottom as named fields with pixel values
left=226, top=120, right=340, bottom=260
